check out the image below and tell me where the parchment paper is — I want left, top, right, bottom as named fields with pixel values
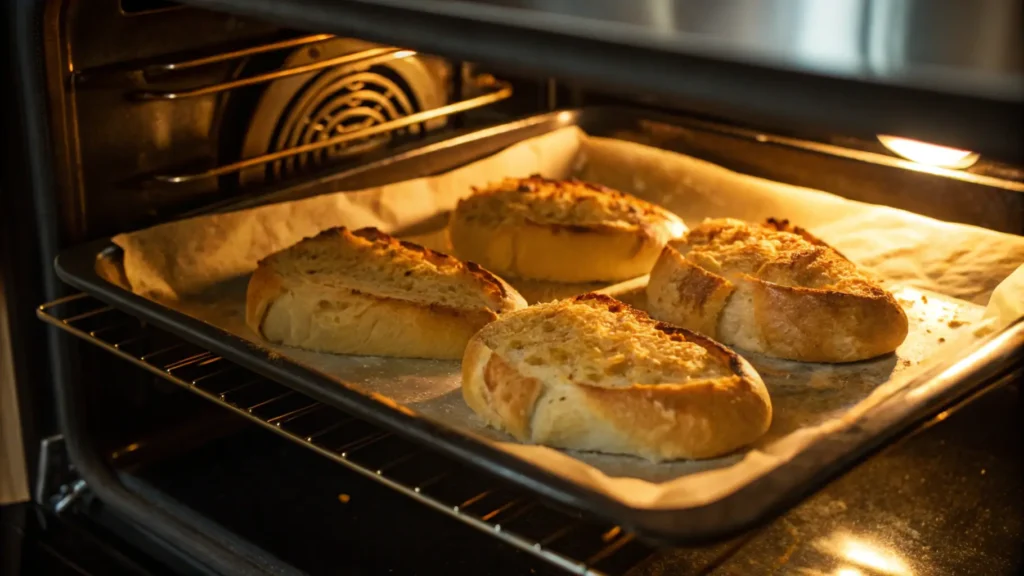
left=112, top=127, right=1024, bottom=510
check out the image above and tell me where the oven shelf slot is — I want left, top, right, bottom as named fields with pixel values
left=38, top=294, right=653, bottom=576
left=151, top=74, right=513, bottom=184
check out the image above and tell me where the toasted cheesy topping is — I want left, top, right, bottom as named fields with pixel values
left=679, top=218, right=883, bottom=297
left=476, top=294, right=733, bottom=389
left=456, top=175, right=685, bottom=238
left=263, top=227, right=520, bottom=312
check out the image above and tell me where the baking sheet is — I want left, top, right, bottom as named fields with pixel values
left=111, top=126, right=1024, bottom=510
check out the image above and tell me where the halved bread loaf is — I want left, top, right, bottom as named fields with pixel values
left=646, top=218, right=909, bottom=363
left=448, top=175, right=686, bottom=283
left=462, top=293, right=771, bottom=461
left=246, top=227, right=527, bottom=359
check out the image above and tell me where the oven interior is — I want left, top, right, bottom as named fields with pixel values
left=12, top=1, right=1023, bottom=575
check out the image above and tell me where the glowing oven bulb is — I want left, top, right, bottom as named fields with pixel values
left=877, top=135, right=980, bottom=169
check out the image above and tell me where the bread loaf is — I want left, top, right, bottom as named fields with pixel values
left=646, top=218, right=909, bottom=363
left=246, top=227, right=527, bottom=359
left=449, top=175, right=686, bottom=283
left=462, top=293, right=771, bottom=461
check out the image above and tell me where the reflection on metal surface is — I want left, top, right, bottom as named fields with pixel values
left=322, top=0, right=1024, bottom=101
left=133, top=47, right=412, bottom=100
left=878, top=136, right=980, bottom=169
left=841, top=538, right=911, bottom=575
left=658, top=116, right=1024, bottom=192
left=817, top=532, right=913, bottom=576
left=143, top=34, right=336, bottom=73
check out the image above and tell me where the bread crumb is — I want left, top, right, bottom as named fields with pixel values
left=938, top=337, right=946, bottom=343
left=948, top=319, right=967, bottom=328
left=898, top=299, right=916, bottom=308
left=926, top=329, right=932, bottom=334
left=921, top=295, right=928, bottom=304
left=900, top=359, right=913, bottom=367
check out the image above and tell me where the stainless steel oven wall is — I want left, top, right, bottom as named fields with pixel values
left=172, top=0, right=1024, bottom=164
left=51, top=0, right=455, bottom=240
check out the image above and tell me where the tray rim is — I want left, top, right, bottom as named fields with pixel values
left=48, top=107, right=1024, bottom=543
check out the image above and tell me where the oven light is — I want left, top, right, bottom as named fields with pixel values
left=878, top=135, right=979, bottom=169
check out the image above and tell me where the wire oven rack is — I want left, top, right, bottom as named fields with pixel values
left=39, top=293, right=656, bottom=576
left=74, top=32, right=513, bottom=185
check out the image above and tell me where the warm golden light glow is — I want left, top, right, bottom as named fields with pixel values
left=815, top=532, right=914, bottom=576
left=878, top=135, right=979, bottom=169
left=840, top=537, right=913, bottom=576
left=667, top=220, right=688, bottom=239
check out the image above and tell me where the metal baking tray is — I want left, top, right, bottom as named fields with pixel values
left=51, top=108, right=1024, bottom=543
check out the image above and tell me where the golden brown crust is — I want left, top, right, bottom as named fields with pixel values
left=750, top=280, right=908, bottom=362
left=461, top=293, right=772, bottom=461
left=245, top=262, right=285, bottom=336
left=449, top=175, right=686, bottom=282
left=578, top=375, right=771, bottom=460
left=245, top=226, right=526, bottom=359
left=646, top=218, right=909, bottom=363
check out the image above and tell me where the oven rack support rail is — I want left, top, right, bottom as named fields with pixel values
left=39, top=293, right=654, bottom=576
left=74, top=33, right=512, bottom=185
left=149, top=72, right=512, bottom=184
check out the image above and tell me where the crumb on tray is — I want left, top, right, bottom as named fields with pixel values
left=921, top=295, right=929, bottom=304
left=948, top=319, right=968, bottom=328
left=939, top=337, right=946, bottom=343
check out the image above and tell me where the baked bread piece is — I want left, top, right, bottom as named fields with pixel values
left=448, top=175, right=686, bottom=283
left=246, top=227, right=527, bottom=359
left=462, top=293, right=771, bottom=461
left=646, top=218, right=909, bottom=363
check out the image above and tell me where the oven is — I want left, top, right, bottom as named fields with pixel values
left=2, top=1, right=1022, bottom=575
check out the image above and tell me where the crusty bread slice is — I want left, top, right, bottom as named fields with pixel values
left=448, top=175, right=686, bottom=283
left=246, top=227, right=527, bottom=359
left=646, top=218, right=909, bottom=363
left=462, top=293, right=771, bottom=461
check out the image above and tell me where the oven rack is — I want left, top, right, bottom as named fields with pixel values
left=75, top=32, right=512, bottom=185
left=38, top=293, right=655, bottom=576
left=149, top=73, right=512, bottom=184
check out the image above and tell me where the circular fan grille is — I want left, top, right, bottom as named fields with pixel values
left=268, top=65, right=420, bottom=181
